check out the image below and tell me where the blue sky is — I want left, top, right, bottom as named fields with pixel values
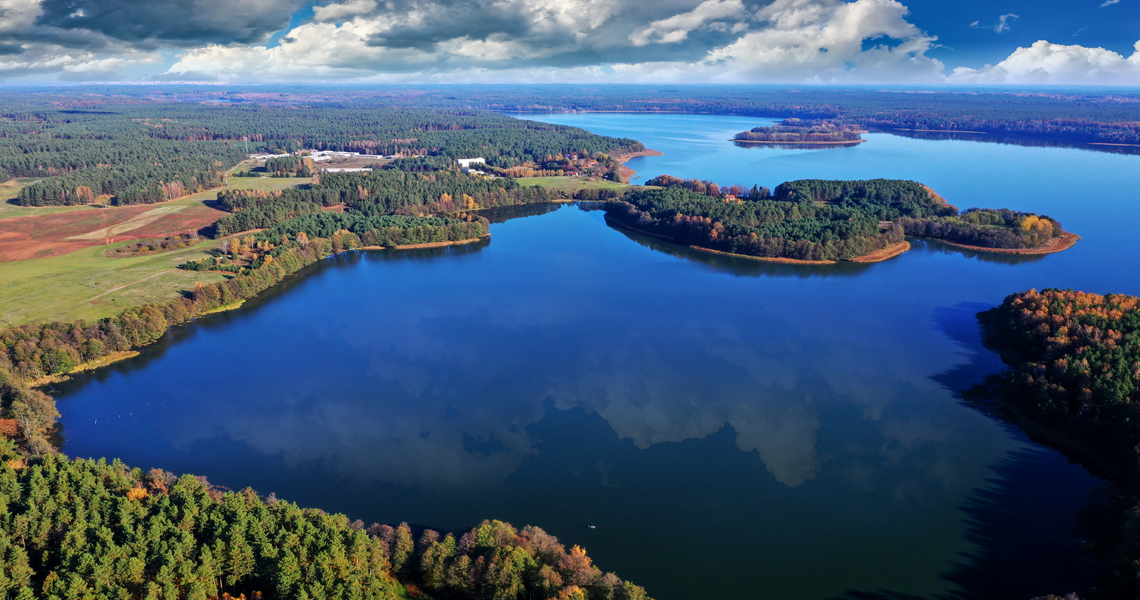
left=903, top=0, right=1138, bottom=67
left=0, top=0, right=1138, bottom=84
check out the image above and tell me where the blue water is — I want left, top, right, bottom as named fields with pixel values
left=54, top=113, right=1140, bottom=600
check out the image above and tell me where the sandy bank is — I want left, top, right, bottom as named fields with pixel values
left=615, top=149, right=664, bottom=180
left=933, top=232, right=1080, bottom=256
left=360, top=236, right=489, bottom=251
left=850, top=241, right=911, bottom=263
left=730, top=139, right=865, bottom=145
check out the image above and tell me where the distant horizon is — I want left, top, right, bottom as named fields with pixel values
left=3, top=81, right=1140, bottom=91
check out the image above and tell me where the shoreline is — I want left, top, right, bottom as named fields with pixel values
left=361, top=236, right=489, bottom=251
left=730, top=139, right=865, bottom=145
left=930, top=231, right=1080, bottom=256
left=894, top=128, right=988, bottom=134
left=30, top=350, right=141, bottom=387
left=614, top=149, right=663, bottom=180
left=28, top=237, right=489, bottom=389
left=849, top=241, right=911, bottom=263
left=689, top=245, right=836, bottom=264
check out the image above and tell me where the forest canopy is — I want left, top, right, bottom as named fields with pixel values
left=0, top=94, right=640, bottom=207
left=0, top=451, right=654, bottom=600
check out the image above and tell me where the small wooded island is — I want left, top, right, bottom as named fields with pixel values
left=606, top=177, right=1077, bottom=263
left=977, top=290, right=1140, bottom=598
left=732, top=119, right=865, bottom=146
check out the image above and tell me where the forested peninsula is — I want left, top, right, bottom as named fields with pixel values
left=0, top=450, right=653, bottom=600
left=606, top=178, right=1073, bottom=263
left=977, top=290, right=1140, bottom=598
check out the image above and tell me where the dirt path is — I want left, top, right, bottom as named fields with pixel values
left=67, top=205, right=187, bottom=241
left=81, top=269, right=174, bottom=305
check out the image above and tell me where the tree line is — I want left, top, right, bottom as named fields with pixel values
left=642, top=175, right=771, bottom=200
left=213, top=166, right=568, bottom=237
left=0, top=451, right=654, bottom=600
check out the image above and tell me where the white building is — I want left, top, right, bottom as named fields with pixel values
left=322, top=167, right=373, bottom=173
left=457, top=158, right=486, bottom=168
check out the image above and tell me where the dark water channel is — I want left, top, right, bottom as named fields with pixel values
left=54, top=113, right=1140, bottom=600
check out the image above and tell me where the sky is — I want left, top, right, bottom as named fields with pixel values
left=0, top=0, right=1138, bottom=85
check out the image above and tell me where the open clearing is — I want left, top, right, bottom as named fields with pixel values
left=517, top=176, right=631, bottom=192
left=0, top=176, right=303, bottom=263
left=0, top=198, right=226, bottom=262
left=0, top=238, right=227, bottom=326
left=0, top=175, right=304, bottom=325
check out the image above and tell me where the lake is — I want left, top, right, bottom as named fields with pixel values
left=54, top=113, right=1140, bottom=600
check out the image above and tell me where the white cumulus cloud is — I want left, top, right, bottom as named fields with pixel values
left=951, top=39, right=1140, bottom=85
left=312, top=0, right=378, bottom=22
left=704, top=0, right=944, bottom=83
left=629, top=0, right=747, bottom=46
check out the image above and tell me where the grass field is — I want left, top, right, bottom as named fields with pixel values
left=516, top=176, right=632, bottom=192
left=0, top=237, right=228, bottom=326
left=0, top=174, right=307, bottom=326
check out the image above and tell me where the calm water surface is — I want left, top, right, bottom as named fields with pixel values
left=55, top=114, right=1140, bottom=600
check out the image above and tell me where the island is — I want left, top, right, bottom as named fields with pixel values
left=732, top=119, right=864, bottom=146
left=604, top=177, right=1076, bottom=263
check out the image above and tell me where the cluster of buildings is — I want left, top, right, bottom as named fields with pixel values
left=246, top=153, right=491, bottom=176
left=247, top=150, right=395, bottom=163
left=457, top=157, right=486, bottom=174
left=305, top=150, right=391, bottom=162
